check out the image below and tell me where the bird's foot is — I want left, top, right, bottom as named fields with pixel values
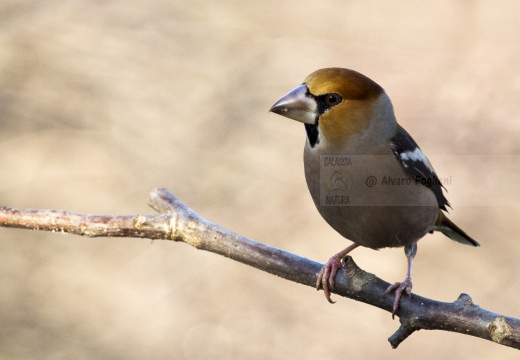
left=316, top=255, right=343, bottom=304
left=384, top=277, right=412, bottom=319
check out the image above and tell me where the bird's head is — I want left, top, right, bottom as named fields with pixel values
left=270, top=68, right=396, bottom=148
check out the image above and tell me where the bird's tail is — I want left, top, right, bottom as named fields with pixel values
left=430, top=210, right=480, bottom=247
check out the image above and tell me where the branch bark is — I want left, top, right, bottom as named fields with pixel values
left=0, top=188, right=519, bottom=349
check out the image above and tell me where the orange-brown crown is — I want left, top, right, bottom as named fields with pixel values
left=304, top=68, right=384, bottom=100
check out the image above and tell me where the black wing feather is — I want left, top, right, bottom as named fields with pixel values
left=390, top=125, right=450, bottom=211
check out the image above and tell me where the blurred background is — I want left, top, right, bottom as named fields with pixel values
left=0, top=0, right=519, bottom=359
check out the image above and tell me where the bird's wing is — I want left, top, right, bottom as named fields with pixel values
left=389, top=125, right=450, bottom=211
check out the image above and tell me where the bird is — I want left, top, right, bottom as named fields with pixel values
left=269, top=67, right=479, bottom=317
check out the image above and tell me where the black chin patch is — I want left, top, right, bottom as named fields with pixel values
left=305, top=122, right=319, bottom=148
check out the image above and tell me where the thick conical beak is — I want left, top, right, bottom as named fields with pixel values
left=269, top=84, right=318, bottom=125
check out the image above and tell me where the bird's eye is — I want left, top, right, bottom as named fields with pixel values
left=325, top=93, right=342, bottom=106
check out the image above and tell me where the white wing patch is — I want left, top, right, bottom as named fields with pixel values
left=390, top=124, right=450, bottom=210
left=399, top=148, right=434, bottom=172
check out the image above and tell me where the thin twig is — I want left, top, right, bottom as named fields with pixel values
left=0, top=188, right=519, bottom=349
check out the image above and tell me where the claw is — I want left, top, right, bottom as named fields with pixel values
left=316, top=243, right=360, bottom=304
left=384, top=278, right=413, bottom=319
left=316, top=255, right=342, bottom=304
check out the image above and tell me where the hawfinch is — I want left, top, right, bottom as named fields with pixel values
left=269, top=68, right=479, bottom=316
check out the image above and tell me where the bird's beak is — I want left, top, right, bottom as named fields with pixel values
left=269, top=84, right=318, bottom=125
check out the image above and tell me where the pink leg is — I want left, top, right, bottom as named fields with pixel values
left=316, top=243, right=359, bottom=303
left=385, top=243, right=416, bottom=318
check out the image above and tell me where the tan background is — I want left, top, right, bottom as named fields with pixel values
left=1, top=1, right=519, bottom=359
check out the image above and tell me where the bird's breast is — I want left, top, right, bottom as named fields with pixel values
left=303, top=144, right=438, bottom=248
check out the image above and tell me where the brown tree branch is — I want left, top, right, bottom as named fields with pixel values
left=0, top=188, right=519, bottom=349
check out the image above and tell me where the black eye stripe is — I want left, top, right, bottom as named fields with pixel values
left=316, top=93, right=343, bottom=115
